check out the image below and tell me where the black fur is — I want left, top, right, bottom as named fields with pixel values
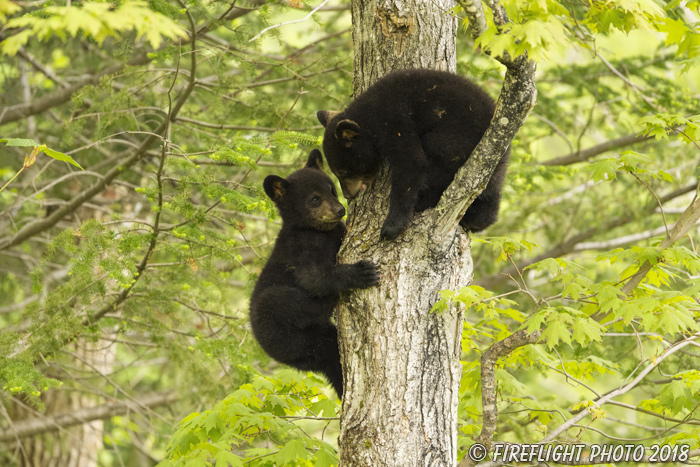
left=318, top=68, right=510, bottom=240
left=249, top=150, right=379, bottom=398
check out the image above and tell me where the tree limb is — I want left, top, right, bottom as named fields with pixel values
left=540, top=133, right=653, bottom=166
left=434, top=58, right=536, bottom=237
left=620, top=194, right=700, bottom=295
left=476, top=183, right=698, bottom=290
left=435, top=0, right=537, bottom=238
left=540, top=336, right=699, bottom=444
left=0, top=53, right=151, bottom=126
left=0, top=392, right=177, bottom=442
left=457, top=0, right=487, bottom=38
left=457, top=330, right=542, bottom=467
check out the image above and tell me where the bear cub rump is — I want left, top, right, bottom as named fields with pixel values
left=249, top=150, right=379, bottom=398
left=318, top=68, right=510, bottom=240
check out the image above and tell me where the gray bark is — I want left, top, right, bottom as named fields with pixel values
left=337, top=175, right=471, bottom=467
left=351, top=0, right=458, bottom=91
left=339, top=1, right=465, bottom=466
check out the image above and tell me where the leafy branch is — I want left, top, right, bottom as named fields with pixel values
left=477, top=183, right=698, bottom=290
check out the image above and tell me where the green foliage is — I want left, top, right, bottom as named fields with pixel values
left=471, top=236, right=538, bottom=262
left=0, top=1, right=187, bottom=55
left=639, top=112, right=700, bottom=142
left=161, top=372, right=339, bottom=466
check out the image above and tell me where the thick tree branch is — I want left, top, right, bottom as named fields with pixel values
left=478, top=330, right=541, bottom=449
left=457, top=0, right=487, bottom=38
left=0, top=392, right=177, bottom=442
left=458, top=330, right=542, bottom=467
left=0, top=53, right=151, bottom=126
left=540, top=133, right=653, bottom=166
left=434, top=54, right=536, bottom=238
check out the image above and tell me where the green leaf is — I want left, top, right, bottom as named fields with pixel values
left=571, top=318, right=604, bottom=345
left=314, top=445, right=339, bottom=467
left=524, top=257, right=560, bottom=275
left=0, top=138, right=40, bottom=147
left=275, top=439, right=309, bottom=466
left=310, top=397, right=338, bottom=417
left=42, top=146, right=84, bottom=170
left=202, top=411, right=220, bottom=435
left=540, top=319, right=572, bottom=349
left=588, top=158, right=618, bottom=182
left=0, top=30, right=32, bottom=56
left=214, top=450, right=243, bottom=467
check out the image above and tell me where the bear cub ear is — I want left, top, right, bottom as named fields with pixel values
left=263, top=175, right=290, bottom=201
left=335, top=119, right=361, bottom=146
left=304, top=149, right=325, bottom=171
left=317, top=110, right=342, bottom=128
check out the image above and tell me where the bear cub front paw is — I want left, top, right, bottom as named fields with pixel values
left=351, top=260, right=380, bottom=288
left=380, top=215, right=410, bottom=241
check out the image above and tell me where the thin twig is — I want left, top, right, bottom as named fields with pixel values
left=248, top=0, right=331, bottom=42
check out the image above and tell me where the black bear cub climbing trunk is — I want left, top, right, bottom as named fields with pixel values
left=249, top=151, right=379, bottom=399
left=318, top=69, right=510, bottom=241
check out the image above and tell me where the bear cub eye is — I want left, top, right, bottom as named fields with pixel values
left=310, top=194, right=322, bottom=205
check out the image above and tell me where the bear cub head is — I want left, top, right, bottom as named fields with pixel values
left=263, top=149, right=345, bottom=231
left=316, top=110, right=380, bottom=200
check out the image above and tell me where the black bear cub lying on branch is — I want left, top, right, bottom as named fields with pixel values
left=318, top=68, right=510, bottom=240
left=249, top=150, right=379, bottom=398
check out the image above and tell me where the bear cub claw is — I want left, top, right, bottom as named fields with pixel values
left=352, top=260, right=380, bottom=288
left=380, top=215, right=410, bottom=241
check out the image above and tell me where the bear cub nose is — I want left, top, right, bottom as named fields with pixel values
left=336, top=205, right=346, bottom=217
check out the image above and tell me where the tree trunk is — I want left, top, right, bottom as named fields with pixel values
left=339, top=1, right=465, bottom=466
left=351, top=0, right=457, bottom=90
left=5, top=338, right=116, bottom=467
